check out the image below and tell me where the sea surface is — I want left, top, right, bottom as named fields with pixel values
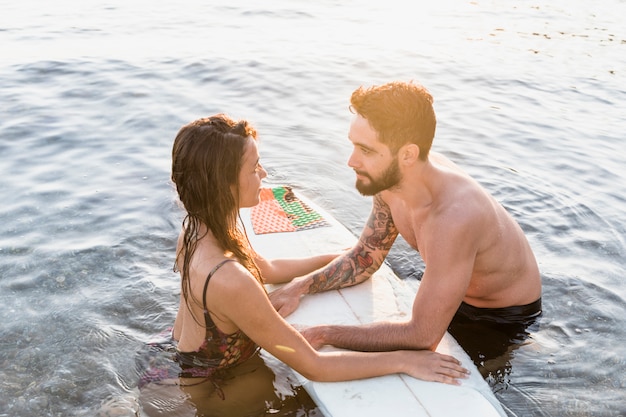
left=1, top=0, right=625, bottom=416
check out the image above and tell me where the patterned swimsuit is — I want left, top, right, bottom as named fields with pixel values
left=138, top=259, right=258, bottom=387
left=176, top=259, right=258, bottom=377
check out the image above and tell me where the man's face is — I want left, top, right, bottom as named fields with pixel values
left=347, top=115, right=401, bottom=196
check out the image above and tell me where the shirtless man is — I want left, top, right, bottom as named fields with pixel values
left=270, top=81, right=542, bottom=357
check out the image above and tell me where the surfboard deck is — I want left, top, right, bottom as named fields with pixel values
left=240, top=187, right=506, bottom=417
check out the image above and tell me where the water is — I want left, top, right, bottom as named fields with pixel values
left=1, top=0, right=625, bottom=416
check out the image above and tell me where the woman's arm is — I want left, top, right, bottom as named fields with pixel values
left=208, top=263, right=468, bottom=384
left=255, top=253, right=340, bottom=284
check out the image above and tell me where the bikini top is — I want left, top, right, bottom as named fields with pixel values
left=176, top=259, right=258, bottom=375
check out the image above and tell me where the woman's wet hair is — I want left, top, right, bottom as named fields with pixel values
left=171, top=114, right=262, bottom=315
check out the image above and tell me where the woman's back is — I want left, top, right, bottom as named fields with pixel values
left=175, top=258, right=258, bottom=375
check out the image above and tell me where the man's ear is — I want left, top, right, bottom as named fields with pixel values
left=399, top=143, right=420, bottom=165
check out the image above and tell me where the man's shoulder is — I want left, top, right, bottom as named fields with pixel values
left=429, top=151, right=459, bottom=170
left=429, top=185, right=487, bottom=232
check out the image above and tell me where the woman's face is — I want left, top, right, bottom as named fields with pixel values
left=237, top=137, right=267, bottom=208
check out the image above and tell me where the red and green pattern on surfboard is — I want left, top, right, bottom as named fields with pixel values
left=250, top=186, right=329, bottom=234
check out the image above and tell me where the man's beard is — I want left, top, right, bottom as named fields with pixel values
left=355, top=157, right=401, bottom=196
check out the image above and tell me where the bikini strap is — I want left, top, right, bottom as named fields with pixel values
left=202, top=259, right=236, bottom=313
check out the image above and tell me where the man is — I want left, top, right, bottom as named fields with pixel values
left=270, top=81, right=542, bottom=362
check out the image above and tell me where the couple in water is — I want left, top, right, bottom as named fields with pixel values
left=139, top=81, right=542, bottom=416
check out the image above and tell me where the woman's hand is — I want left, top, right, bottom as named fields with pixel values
left=402, top=350, right=470, bottom=385
left=299, top=326, right=326, bottom=350
left=268, top=278, right=308, bottom=317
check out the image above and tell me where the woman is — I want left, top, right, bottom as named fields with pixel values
left=140, top=114, right=468, bottom=416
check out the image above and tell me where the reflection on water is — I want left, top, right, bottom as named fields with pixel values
left=1, top=0, right=625, bottom=416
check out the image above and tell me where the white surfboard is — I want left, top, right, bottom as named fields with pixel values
left=240, top=187, right=506, bottom=417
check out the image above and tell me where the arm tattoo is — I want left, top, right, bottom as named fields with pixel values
left=307, top=195, right=398, bottom=293
left=365, top=195, right=397, bottom=252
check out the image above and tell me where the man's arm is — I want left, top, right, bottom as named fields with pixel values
left=270, top=194, right=399, bottom=317
left=301, top=210, right=480, bottom=352
left=302, top=321, right=427, bottom=351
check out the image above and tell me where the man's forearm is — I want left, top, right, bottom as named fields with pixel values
left=305, top=195, right=396, bottom=295
left=270, top=244, right=381, bottom=317
left=305, top=242, right=379, bottom=294
left=310, top=321, right=432, bottom=352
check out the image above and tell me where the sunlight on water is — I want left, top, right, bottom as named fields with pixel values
left=1, top=0, right=625, bottom=416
